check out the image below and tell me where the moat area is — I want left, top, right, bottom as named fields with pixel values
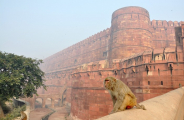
left=29, top=99, right=71, bottom=120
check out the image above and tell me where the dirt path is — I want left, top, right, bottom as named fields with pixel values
left=29, top=108, right=52, bottom=120
left=48, top=106, right=69, bottom=120
left=29, top=99, right=71, bottom=120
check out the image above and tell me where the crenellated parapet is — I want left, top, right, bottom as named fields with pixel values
left=150, top=20, right=182, bottom=28
left=150, top=20, right=184, bottom=49
left=114, top=46, right=182, bottom=71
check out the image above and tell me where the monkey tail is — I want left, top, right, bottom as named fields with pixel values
left=136, top=104, right=146, bottom=110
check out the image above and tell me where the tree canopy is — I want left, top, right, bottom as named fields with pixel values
left=0, top=51, right=46, bottom=101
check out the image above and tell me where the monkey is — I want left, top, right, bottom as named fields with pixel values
left=104, top=76, right=146, bottom=114
left=20, top=111, right=27, bottom=120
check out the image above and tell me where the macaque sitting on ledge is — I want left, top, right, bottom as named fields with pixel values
left=104, top=76, right=146, bottom=114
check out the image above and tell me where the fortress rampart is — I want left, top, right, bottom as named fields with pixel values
left=40, top=7, right=182, bottom=73
left=69, top=45, right=184, bottom=119
left=37, top=6, right=184, bottom=120
left=41, top=28, right=110, bottom=73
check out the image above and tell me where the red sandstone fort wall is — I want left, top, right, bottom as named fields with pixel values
left=70, top=62, right=115, bottom=119
left=37, top=6, right=184, bottom=120
left=39, top=7, right=183, bottom=73
left=150, top=20, right=183, bottom=48
left=40, top=28, right=110, bottom=73
left=117, top=47, right=184, bottom=101
left=69, top=46, right=184, bottom=119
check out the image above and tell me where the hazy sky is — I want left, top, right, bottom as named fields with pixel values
left=0, top=0, right=184, bottom=59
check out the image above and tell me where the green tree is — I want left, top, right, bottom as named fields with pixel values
left=0, top=51, right=46, bottom=117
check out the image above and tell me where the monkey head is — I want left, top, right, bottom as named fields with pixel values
left=104, top=76, right=116, bottom=91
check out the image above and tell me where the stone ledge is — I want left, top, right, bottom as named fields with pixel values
left=96, top=87, right=184, bottom=120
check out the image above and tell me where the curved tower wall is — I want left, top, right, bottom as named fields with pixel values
left=108, top=7, right=152, bottom=64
